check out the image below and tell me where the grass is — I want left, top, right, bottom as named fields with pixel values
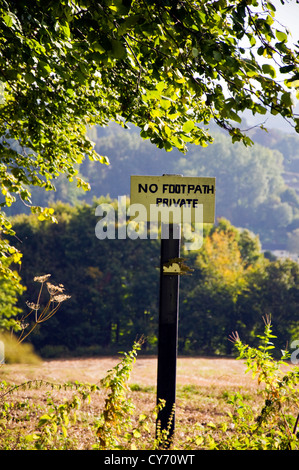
left=0, top=354, right=262, bottom=450
left=2, top=319, right=298, bottom=450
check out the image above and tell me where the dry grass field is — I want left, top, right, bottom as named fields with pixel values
left=0, top=354, right=255, bottom=388
left=0, top=355, right=263, bottom=449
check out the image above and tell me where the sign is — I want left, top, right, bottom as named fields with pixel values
left=130, top=175, right=215, bottom=224
left=129, top=174, right=216, bottom=446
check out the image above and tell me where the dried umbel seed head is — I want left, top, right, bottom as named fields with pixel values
left=52, top=294, right=71, bottom=303
left=20, top=321, right=29, bottom=330
left=26, top=301, right=40, bottom=311
left=46, top=282, right=65, bottom=296
left=34, top=274, right=51, bottom=283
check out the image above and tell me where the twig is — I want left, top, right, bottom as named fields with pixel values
left=228, top=331, right=240, bottom=343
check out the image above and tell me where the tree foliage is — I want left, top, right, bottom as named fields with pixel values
left=1, top=0, right=299, bottom=278
left=0, top=254, right=25, bottom=331
left=5, top=204, right=298, bottom=357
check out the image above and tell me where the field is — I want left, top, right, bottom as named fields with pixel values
left=0, top=354, right=264, bottom=450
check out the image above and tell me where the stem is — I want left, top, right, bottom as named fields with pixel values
left=293, top=413, right=299, bottom=436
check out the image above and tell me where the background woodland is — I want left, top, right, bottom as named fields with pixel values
left=3, top=122, right=299, bottom=358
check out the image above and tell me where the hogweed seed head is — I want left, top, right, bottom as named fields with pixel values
left=52, top=294, right=71, bottom=303
left=46, top=282, right=65, bottom=296
left=34, top=274, right=51, bottom=283
left=26, top=301, right=40, bottom=311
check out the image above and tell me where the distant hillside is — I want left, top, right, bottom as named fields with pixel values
left=248, top=126, right=299, bottom=196
left=83, top=122, right=299, bottom=251
left=4, top=121, right=299, bottom=252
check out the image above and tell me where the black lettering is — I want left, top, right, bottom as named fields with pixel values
left=203, top=184, right=214, bottom=194
left=138, top=183, right=147, bottom=193
left=149, top=183, right=158, bottom=193
left=194, top=185, right=202, bottom=194
left=156, top=198, right=162, bottom=204
left=193, top=199, right=198, bottom=207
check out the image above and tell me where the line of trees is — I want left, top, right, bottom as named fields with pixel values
left=8, top=122, right=299, bottom=252
left=4, top=201, right=298, bottom=358
left=1, top=1, right=299, bottom=362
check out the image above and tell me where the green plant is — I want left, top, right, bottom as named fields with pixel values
left=2, top=321, right=299, bottom=450
left=0, top=378, right=100, bottom=449
left=93, top=338, right=143, bottom=450
left=221, top=315, right=299, bottom=450
left=30, top=387, right=84, bottom=450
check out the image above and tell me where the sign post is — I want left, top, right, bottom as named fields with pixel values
left=130, top=174, right=215, bottom=445
left=156, top=221, right=181, bottom=444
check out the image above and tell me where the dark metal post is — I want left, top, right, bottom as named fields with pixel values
left=156, top=222, right=181, bottom=445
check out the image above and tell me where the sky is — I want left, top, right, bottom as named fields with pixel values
left=271, top=0, right=299, bottom=44
left=243, top=0, right=299, bottom=131
left=271, top=0, right=299, bottom=117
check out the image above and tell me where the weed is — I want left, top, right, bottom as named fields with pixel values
left=17, top=274, right=70, bottom=344
left=0, top=317, right=299, bottom=450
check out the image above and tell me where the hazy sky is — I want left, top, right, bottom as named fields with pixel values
left=272, top=0, right=299, bottom=44
left=243, top=1, right=299, bottom=131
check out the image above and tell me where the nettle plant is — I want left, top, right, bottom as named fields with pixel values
left=182, top=316, right=299, bottom=451
left=0, top=338, right=161, bottom=450
left=222, top=315, right=299, bottom=450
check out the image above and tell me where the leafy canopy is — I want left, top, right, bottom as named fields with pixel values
left=0, top=0, right=299, bottom=278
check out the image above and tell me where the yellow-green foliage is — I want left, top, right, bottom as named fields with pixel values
left=0, top=333, right=41, bottom=364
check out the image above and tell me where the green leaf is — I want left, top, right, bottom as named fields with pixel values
left=92, top=42, right=106, bottom=53
left=25, top=72, right=35, bottom=84
left=280, top=65, right=295, bottom=74
left=192, top=47, right=199, bottom=58
left=25, top=433, right=41, bottom=442
left=275, top=30, right=288, bottom=42
left=267, top=2, right=276, bottom=13
left=111, top=39, right=126, bottom=59
left=227, top=108, right=242, bottom=123
left=133, top=429, right=141, bottom=438
left=213, top=50, right=222, bottom=62
left=61, top=21, right=71, bottom=38
left=76, top=176, right=91, bottom=191
left=2, top=11, right=20, bottom=30
left=156, top=81, right=165, bottom=92
left=61, top=424, right=68, bottom=438
left=2, top=13, right=14, bottom=27
left=108, top=0, right=132, bottom=15
left=182, top=120, right=195, bottom=133
left=262, top=63, right=276, bottom=78
left=281, top=92, right=293, bottom=107
left=38, top=414, right=53, bottom=426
